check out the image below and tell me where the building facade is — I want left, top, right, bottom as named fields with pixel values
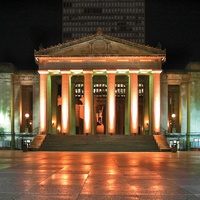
left=35, top=30, right=164, bottom=135
left=1, top=32, right=200, bottom=150
left=62, top=0, right=145, bottom=44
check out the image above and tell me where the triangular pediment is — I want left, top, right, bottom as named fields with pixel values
left=34, top=31, right=165, bottom=58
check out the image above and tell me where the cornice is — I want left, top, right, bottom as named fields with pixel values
left=34, top=29, right=166, bottom=56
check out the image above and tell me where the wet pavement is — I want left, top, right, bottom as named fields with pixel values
left=0, top=151, right=200, bottom=200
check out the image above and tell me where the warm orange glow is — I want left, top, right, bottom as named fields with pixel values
left=36, top=56, right=166, bottom=66
left=39, top=73, right=48, bottom=133
left=140, top=59, right=152, bottom=62
left=107, top=72, right=116, bottom=134
left=152, top=72, right=161, bottom=133
left=95, top=60, right=106, bottom=62
left=130, top=72, right=138, bottom=134
left=70, top=60, right=83, bottom=62
left=57, top=126, right=61, bottom=133
left=84, top=102, right=91, bottom=133
left=117, top=60, right=129, bottom=62
left=84, top=73, right=92, bottom=134
left=61, top=73, right=70, bottom=134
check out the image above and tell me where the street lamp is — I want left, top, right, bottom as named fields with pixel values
left=145, top=120, right=149, bottom=135
left=171, top=113, right=176, bottom=133
left=25, top=113, right=29, bottom=133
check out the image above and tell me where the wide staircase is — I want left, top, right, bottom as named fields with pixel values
left=29, top=134, right=163, bottom=152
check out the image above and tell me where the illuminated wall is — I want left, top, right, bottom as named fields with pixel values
left=0, top=73, right=12, bottom=133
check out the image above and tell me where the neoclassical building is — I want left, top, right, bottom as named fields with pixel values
left=1, top=30, right=200, bottom=144
left=35, top=29, right=165, bottom=136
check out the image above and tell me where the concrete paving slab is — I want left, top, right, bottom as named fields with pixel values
left=0, top=151, right=199, bottom=199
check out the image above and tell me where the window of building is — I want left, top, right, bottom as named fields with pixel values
left=64, top=2, right=72, bottom=8
left=138, top=83, right=144, bottom=96
left=84, top=7, right=102, bottom=14
left=115, top=84, right=126, bottom=98
left=94, top=84, right=107, bottom=98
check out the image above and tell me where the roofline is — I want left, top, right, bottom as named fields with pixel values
left=34, top=30, right=166, bottom=56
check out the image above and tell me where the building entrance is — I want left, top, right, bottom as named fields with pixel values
left=50, top=74, right=151, bottom=135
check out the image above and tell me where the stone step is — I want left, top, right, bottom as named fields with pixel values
left=39, top=134, right=160, bottom=152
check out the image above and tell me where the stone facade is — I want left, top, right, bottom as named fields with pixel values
left=0, top=35, right=200, bottom=142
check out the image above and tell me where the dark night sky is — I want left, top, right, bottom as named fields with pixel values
left=0, top=0, right=199, bottom=70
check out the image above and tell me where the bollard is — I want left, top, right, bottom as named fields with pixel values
left=171, top=144, right=177, bottom=153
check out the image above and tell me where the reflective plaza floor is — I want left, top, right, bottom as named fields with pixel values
left=0, top=151, right=200, bottom=200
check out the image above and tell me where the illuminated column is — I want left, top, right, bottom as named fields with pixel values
left=130, top=71, right=138, bottom=134
left=180, top=83, right=188, bottom=134
left=107, top=71, right=116, bottom=134
left=47, top=74, right=52, bottom=134
left=152, top=71, right=162, bottom=133
left=160, top=74, right=168, bottom=134
left=83, top=71, right=93, bottom=134
left=61, top=71, right=70, bottom=134
left=38, top=70, right=48, bottom=133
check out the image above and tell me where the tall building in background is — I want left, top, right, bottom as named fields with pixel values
left=62, top=0, right=145, bottom=44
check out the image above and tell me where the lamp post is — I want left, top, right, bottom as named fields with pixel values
left=145, top=120, right=149, bottom=135
left=25, top=113, right=29, bottom=133
left=171, top=113, right=176, bottom=133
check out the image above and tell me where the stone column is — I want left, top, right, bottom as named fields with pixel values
left=61, top=71, right=70, bottom=134
left=32, top=78, right=40, bottom=134
left=152, top=71, right=162, bottom=133
left=148, top=74, right=153, bottom=135
left=107, top=71, right=116, bottom=134
left=47, top=74, right=52, bottom=134
left=38, top=70, right=48, bottom=133
left=10, top=74, right=15, bottom=149
left=188, top=75, right=198, bottom=133
left=180, top=83, right=188, bottom=134
left=160, top=73, right=168, bottom=134
left=83, top=71, right=93, bottom=134
left=14, top=78, right=21, bottom=134
left=130, top=71, right=138, bottom=134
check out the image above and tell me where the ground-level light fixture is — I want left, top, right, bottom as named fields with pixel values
left=25, top=113, right=29, bottom=133
left=171, top=113, right=176, bottom=118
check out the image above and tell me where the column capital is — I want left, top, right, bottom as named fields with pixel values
left=38, top=70, right=49, bottom=75
left=93, top=69, right=106, bottom=75
left=71, top=70, right=83, bottom=75
left=107, top=70, right=116, bottom=74
left=61, top=70, right=70, bottom=74
left=83, top=70, right=93, bottom=75
left=129, top=70, right=139, bottom=74
left=152, top=70, right=162, bottom=74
